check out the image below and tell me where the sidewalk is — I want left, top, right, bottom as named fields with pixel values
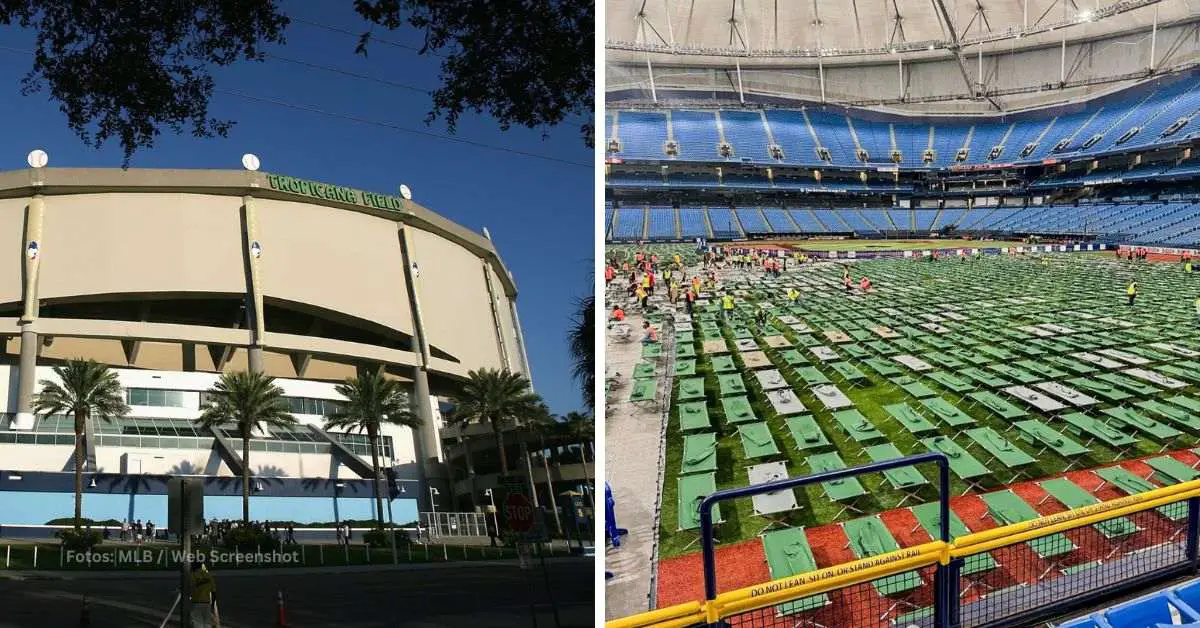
left=0, top=555, right=592, bottom=580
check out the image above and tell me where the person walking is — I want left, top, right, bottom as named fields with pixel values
left=190, top=559, right=218, bottom=628
left=721, top=292, right=735, bottom=320
left=1127, top=281, right=1138, bottom=306
left=684, top=287, right=696, bottom=317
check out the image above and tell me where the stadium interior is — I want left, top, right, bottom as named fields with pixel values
left=604, top=2, right=1200, bottom=627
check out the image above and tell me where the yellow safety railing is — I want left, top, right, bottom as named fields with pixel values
left=608, top=477, right=1200, bottom=627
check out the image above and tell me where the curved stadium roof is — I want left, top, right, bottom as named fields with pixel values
left=607, top=0, right=1200, bottom=113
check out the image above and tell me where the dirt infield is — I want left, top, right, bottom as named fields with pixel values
left=735, top=239, right=1028, bottom=252
left=654, top=449, right=1199, bottom=626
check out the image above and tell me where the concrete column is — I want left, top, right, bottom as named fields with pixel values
left=247, top=346, right=264, bottom=374
left=12, top=327, right=37, bottom=430
left=398, top=225, right=450, bottom=512
left=241, top=195, right=266, bottom=370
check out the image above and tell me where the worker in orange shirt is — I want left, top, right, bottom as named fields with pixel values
left=611, top=305, right=626, bottom=321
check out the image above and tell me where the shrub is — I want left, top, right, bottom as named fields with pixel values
left=220, top=525, right=279, bottom=553
left=46, top=517, right=121, bottom=527
left=56, top=528, right=102, bottom=552
left=363, top=527, right=411, bottom=548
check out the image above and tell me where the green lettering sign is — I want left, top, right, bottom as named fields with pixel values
left=265, top=174, right=408, bottom=213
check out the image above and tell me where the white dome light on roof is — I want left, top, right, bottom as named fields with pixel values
left=26, top=150, right=48, bottom=168
left=241, top=153, right=261, bottom=171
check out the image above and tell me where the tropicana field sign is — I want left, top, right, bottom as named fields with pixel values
left=265, top=173, right=409, bottom=212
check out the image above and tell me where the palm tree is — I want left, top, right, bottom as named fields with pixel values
left=526, top=403, right=563, bottom=535
left=567, top=295, right=594, bottom=410
left=450, top=368, right=542, bottom=475
left=562, top=411, right=594, bottom=506
left=194, top=371, right=295, bottom=522
left=31, top=359, right=130, bottom=529
left=323, top=370, right=420, bottom=526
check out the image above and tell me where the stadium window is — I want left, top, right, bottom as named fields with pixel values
left=126, top=388, right=188, bottom=408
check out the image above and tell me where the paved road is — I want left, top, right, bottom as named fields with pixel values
left=0, top=558, right=594, bottom=627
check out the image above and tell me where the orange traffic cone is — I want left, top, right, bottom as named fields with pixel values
left=276, top=589, right=287, bottom=627
left=77, top=594, right=91, bottom=628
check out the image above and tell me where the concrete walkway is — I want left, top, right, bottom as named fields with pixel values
left=604, top=283, right=677, bottom=620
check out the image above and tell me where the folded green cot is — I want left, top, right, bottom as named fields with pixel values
left=1037, top=477, right=1137, bottom=539
left=921, top=397, right=975, bottom=428
left=739, top=422, right=781, bottom=459
left=760, top=528, right=831, bottom=615
left=630, top=378, right=656, bottom=402
left=681, top=432, right=718, bottom=475
left=832, top=409, right=886, bottom=443
left=909, top=502, right=997, bottom=575
left=721, top=396, right=758, bottom=425
left=884, top=403, right=939, bottom=435
left=926, top=371, right=975, bottom=393
left=863, top=357, right=903, bottom=377
left=842, top=516, right=922, bottom=596
left=968, top=392, right=1027, bottom=420
left=807, top=452, right=867, bottom=507
left=1144, top=456, right=1200, bottom=485
left=830, top=361, right=869, bottom=384
left=965, top=427, right=1035, bottom=477
left=981, top=490, right=1076, bottom=560
left=921, top=436, right=990, bottom=483
left=677, top=402, right=711, bottom=431
left=1093, top=466, right=1185, bottom=521
left=865, top=443, right=929, bottom=491
left=1059, top=412, right=1137, bottom=451
left=1100, top=407, right=1180, bottom=441
left=677, top=377, right=706, bottom=402
left=796, top=366, right=831, bottom=386
left=891, top=376, right=937, bottom=399
left=1135, top=400, right=1200, bottom=430
left=1012, top=420, right=1089, bottom=458
left=785, top=414, right=831, bottom=451
left=710, top=355, right=737, bottom=373
left=677, top=472, right=721, bottom=530
left=959, top=367, right=1010, bottom=388
left=718, top=374, right=748, bottom=396
left=1066, top=377, right=1131, bottom=402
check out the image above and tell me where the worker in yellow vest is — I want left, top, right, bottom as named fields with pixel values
left=721, top=293, right=735, bottom=319
left=1126, top=281, right=1138, bottom=307
left=787, top=288, right=799, bottom=304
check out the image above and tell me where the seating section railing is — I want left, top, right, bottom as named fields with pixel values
left=608, top=454, right=1200, bottom=628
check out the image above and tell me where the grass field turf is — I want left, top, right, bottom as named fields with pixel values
left=606, top=246, right=1199, bottom=564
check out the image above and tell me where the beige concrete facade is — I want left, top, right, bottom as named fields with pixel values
left=0, top=167, right=525, bottom=383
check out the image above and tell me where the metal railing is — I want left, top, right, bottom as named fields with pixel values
left=420, top=511, right=488, bottom=538
left=609, top=454, right=1200, bottom=628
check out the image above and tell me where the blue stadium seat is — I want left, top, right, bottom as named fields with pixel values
left=1103, top=591, right=1198, bottom=628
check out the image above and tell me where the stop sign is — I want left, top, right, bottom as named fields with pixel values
left=505, top=493, right=534, bottom=532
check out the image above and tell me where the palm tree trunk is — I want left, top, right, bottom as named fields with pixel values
left=458, top=433, right=479, bottom=508
left=242, top=434, right=251, bottom=523
left=539, top=435, right=563, bottom=537
left=492, top=417, right=509, bottom=475
left=368, top=426, right=386, bottom=525
left=74, top=409, right=85, bottom=529
left=578, top=440, right=594, bottom=508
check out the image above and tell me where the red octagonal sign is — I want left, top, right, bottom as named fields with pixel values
left=505, top=493, right=534, bottom=532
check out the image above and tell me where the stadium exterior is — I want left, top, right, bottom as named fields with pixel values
left=0, top=166, right=540, bottom=528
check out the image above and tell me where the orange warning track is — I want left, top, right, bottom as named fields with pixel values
left=655, top=450, right=1198, bottom=625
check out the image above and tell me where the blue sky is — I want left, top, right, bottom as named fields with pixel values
left=0, top=5, right=593, bottom=415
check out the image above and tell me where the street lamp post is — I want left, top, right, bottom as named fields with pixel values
left=428, top=487, right=440, bottom=541
left=484, top=488, right=500, bottom=539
